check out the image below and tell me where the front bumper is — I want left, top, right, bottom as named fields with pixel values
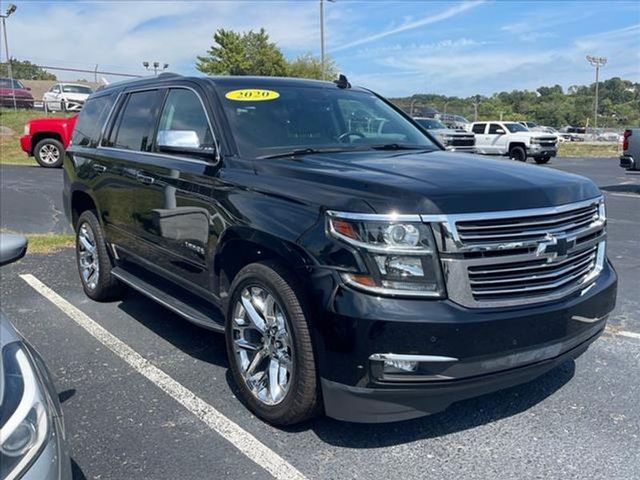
left=0, top=96, right=34, bottom=108
left=620, top=155, right=636, bottom=170
left=528, top=145, right=557, bottom=157
left=315, top=260, right=617, bottom=423
left=20, top=134, right=33, bottom=154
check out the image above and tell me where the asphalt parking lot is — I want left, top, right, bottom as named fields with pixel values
left=1, top=157, right=639, bottom=480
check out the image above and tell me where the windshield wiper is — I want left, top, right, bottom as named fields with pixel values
left=260, top=147, right=357, bottom=160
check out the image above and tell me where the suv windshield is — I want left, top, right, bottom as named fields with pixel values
left=219, top=85, right=437, bottom=158
left=62, top=85, right=93, bottom=94
left=504, top=123, right=528, bottom=133
left=415, top=118, right=447, bottom=130
left=0, top=78, right=25, bottom=89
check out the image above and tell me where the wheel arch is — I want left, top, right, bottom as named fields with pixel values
left=70, top=189, right=98, bottom=229
left=30, top=132, right=64, bottom=155
left=214, top=227, right=314, bottom=301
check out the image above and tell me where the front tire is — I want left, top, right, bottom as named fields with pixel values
left=34, top=138, right=64, bottom=168
left=225, top=261, right=319, bottom=426
left=75, top=211, right=123, bottom=301
left=509, top=146, right=527, bottom=162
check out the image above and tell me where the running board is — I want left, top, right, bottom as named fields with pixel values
left=111, top=267, right=225, bottom=332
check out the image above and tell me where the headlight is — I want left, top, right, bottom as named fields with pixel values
left=0, top=343, right=50, bottom=480
left=327, top=212, right=445, bottom=297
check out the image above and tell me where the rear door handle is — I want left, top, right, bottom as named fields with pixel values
left=92, top=163, right=106, bottom=173
left=136, top=172, right=155, bottom=185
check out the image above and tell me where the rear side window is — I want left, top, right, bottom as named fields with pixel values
left=472, top=123, right=486, bottom=134
left=71, top=94, right=114, bottom=147
left=488, top=123, right=502, bottom=134
left=107, top=90, right=159, bottom=151
left=156, top=89, right=213, bottom=150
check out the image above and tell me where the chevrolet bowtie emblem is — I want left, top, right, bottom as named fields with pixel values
left=536, top=234, right=576, bottom=261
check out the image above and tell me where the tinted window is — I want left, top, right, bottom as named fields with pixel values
left=415, top=118, right=446, bottom=130
left=219, top=85, right=436, bottom=158
left=488, top=123, right=503, bottom=134
left=0, top=78, right=24, bottom=89
left=72, top=94, right=114, bottom=147
left=472, top=123, right=486, bottom=134
left=504, top=123, right=528, bottom=133
left=156, top=89, right=213, bottom=150
left=110, top=90, right=159, bottom=151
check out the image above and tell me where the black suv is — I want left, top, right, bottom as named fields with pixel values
left=64, top=74, right=617, bottom=425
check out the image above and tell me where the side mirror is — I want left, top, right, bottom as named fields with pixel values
left=495, top=128, right=506, bottom=134
left=156, top=130, right=215, bottom=159
left=0, top=234, right=28, bottom=267
left=25, top=87, right=32, bottom=91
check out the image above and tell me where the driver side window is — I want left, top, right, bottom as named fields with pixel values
left=156, top=89, right=213, bottom=151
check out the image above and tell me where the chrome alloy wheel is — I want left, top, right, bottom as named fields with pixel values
left=77, top=223, right=99, bottom=290
left=38, top=144, right=60, bottom=165
left=232, top=286, right=293, bottom=406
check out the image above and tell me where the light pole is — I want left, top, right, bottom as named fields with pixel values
left=586, top=55, right=607, bottom=130
left=320, top=0, right=335, bottom=80
left=142, top=61, right=169, bottom=76
left=1, top=3, right=18, bottom=111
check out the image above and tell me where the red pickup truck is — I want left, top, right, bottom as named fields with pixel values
left=20, top=115, right=77, bottom=168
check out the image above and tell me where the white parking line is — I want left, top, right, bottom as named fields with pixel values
left=618, top=330, right=640, bottom=340
left=20, top=274, right=307, bottom=480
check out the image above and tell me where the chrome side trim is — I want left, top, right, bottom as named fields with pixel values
left=327, top=210, right=422, bottom=222
left=369, top=353, right=458, bottom=363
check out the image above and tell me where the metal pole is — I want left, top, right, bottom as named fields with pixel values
left=320, top=0, right=325, bottom=80
left=594, top=64, right=599, bottom=129
left=1, top=16, right=16, bottom=110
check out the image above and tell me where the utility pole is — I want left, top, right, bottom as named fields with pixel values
left=473, top=95, right=480, bottom=122
left=1, top=4, right=18, bottom=111
left=142, top=61, right=169, bottom=75
left=320, top=0, right=335, bottom=80
left=586, top=55, right=607, bottom=130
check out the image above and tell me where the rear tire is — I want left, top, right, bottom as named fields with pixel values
left=509, top=146, right=527, bottom=162
left=34, top=138, right=64, bottom=168
left=75, top=210, right=124, bottom=301
left=225, top=261, right=319, bottom=426
left=534, top=156, right=551, bottom=164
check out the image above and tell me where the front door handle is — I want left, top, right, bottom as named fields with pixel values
left=92, top=163, right=106, bottom=173
left=136, top=172, right=155, bottom=185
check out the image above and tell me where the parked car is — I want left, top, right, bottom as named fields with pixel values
left=541, top=126, right=567, bottom=143
left=517, top=121, right=546, bottom=132
left=20, top=115, right=77, bottom=168
left=471, top=121, right=558, bottom=163
left=439, top=113, right=470, bottom=131
left=0, top=234, right=73, bottom=480
left=43, top=83, right=93, bottom=113
left=620, top=129, right=639, bottom=171
left=64, top=74, right=616, bottom=425
left=414, top=117, right=475, bottom=153
left=0, top=77, right=34, bottom=109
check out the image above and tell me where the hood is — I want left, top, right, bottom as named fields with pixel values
left=0, top=87, right=33, bottom=99
left=250, top=150, right=600, bottom=215
left=27, top=115, right=77, bottom=128
left=60, top=92, right=89, bottom=101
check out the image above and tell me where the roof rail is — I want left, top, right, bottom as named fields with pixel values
left=157, top=72, right=182, bottom=78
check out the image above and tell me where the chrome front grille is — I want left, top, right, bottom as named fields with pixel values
left=449, top=135, right=475, bottom=147
left=424, top=197, right=606, bottom=308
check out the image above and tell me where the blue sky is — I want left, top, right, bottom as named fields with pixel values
left=6, top=0, right=640, bottom=97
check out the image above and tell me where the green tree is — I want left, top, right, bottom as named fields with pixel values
left=287, top=53, right=338, bottom=80
left=0, top=58, right=56, bottom=80
left=196, top=28, right=288, bottom=76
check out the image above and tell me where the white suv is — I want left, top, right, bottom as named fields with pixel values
left=470, top=121, right=558, bottom=164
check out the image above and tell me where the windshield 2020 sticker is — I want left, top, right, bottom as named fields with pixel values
left=225, top=89, right=280, bottom=101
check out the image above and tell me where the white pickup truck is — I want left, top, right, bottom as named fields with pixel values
left=470, top=121, right=558, bottom=164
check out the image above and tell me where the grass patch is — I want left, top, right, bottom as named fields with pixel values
left=558, top=142, right=619, bottom=158
left=25, top=234, right=74, bottom=254
left=0, top=108, right=72, bottom=166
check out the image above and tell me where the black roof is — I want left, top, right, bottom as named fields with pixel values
left=97, top=73, right=367, bottom=93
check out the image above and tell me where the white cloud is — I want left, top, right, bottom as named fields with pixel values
left=329, top=1, right=485, bottom=53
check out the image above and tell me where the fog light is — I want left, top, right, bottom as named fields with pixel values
left=383, top=359, right=418, bottom=373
